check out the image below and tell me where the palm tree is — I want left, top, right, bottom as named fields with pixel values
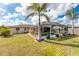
left=66, top=7, right=79, bottom=35
left=26, top=3, right=49, bottom=41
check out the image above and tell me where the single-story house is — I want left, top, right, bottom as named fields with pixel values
left=68, top=25, right=79, bottom=35
left=5, top=22, right=79, bottom=36
left=10, top=24, right=33, bottom=35
left=33, top=22, right=68, bottom=35
left=33, top=22, right=69, bottom=39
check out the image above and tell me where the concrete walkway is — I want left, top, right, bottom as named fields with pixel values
left=28, top=33, right=37, bottom=39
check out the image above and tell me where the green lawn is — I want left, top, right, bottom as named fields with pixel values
left=0, top=33, right=79, bottom=56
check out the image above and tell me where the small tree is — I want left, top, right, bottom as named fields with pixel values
left=0, top=26, right=11, bottom=37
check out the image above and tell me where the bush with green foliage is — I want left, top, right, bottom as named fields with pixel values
left=0, top=26, right=11, bottom=37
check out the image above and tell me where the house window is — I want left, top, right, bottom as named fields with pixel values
left=16, top=27, right=20, bottom=31
left=24, top=28, right=26, bottom=30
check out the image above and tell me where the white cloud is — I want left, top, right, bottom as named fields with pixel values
left=15, top=3, right=31, bottom=16
left=63, top=3, right=78, bottom=12
left=13, top=13, right=18, bottom=17
left=19, top=3, right=31, bottom=12
left=21, top=3, right=31, bottom=8
left=0, top=13, right=20, bottom=26
left=46, top=4, right=65, bottom=21
left=15, top=7, right=23, bottom=12
left=0, top=19, right=12, bottom=26
left=21, top=3, right=73, bottom=25
left=72, top=3, right=78, bottom=8
left=0, top=8, right=6, bottom=16
left=58, top=16, right=72, bottom=25
left=48, top=3, right=61, bottom=10
left=3, top=13, right=12, bottom=18
left=4, top=3, right=10, bottom=5
left=54, top=3, right=72, bottom=14
left=47, top=9, right=59, bottom=19
left=30, top=3, right=79, bottom=25
left=0, top=3, right=79, bottom=26
left=15, top=7, right=26, bottom=16
left=14, top=19, right=28, bottom=25
left=3, top=13, right=18, bottom=19
left=31, top=15, right=47, bottom=25
left=46, top=3, right=79, bottom=23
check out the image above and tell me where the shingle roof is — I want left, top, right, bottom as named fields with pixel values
left=12, top=24, right=33, bottom=28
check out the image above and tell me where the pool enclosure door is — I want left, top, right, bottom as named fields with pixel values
left=43, top=27, right=50, bottom=33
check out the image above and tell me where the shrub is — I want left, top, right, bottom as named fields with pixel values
left=0, top=26, right=11, bottom=37
left=0, top=30, right=11, bottom=37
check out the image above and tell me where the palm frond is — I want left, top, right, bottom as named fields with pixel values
left=40, top=3, right=48, bottom=12
left=26, top=3, right=39, bottom=11
left=41, top=14, right=50, bottom=22
left=66, top=8, right=74, bottom=17
left=32, top=3, right=39, bottom=11
left=66, top=7, right=79, bottom=20
left=25, top=13, right=35, bottom=20
left=26, top=3, right=48, bottom=12
left=27, top=6, right=34, bottom=10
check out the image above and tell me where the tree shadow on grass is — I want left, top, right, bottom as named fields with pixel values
left=72, top=41, right=79, bottom=44
left=44, top=40, right=79, bottom=48
left=49, top=35, right=79, bottom=41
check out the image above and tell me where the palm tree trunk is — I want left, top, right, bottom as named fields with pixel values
left=72, top=19, right=74, bottom=35
left=50, top=25, right=51, bottom=38
left=37, top=11, right=42, bottom=41
left=71, top=14, right=74, bottom=35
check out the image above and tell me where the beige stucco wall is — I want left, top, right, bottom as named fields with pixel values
left=10, top=28, right=28, bottom=35
left=68, top=28, right=79, bottom=35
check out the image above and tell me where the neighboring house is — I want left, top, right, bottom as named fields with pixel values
left=10, top=24, right=33, bottom=35
left=68, top=25, right=79, bottom=35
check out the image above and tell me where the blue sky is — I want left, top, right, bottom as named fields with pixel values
left=0, top=3, right=79, bottom=26
left=0, top=3, right=31, bottom=26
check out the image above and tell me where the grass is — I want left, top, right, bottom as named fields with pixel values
left=0, top=33, right=64, bottom=56
left=49, top=34, right=79, bottom=41
left=46, top=35, right=79, bottom=56
left=0, top=33, right=79, bottom=56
